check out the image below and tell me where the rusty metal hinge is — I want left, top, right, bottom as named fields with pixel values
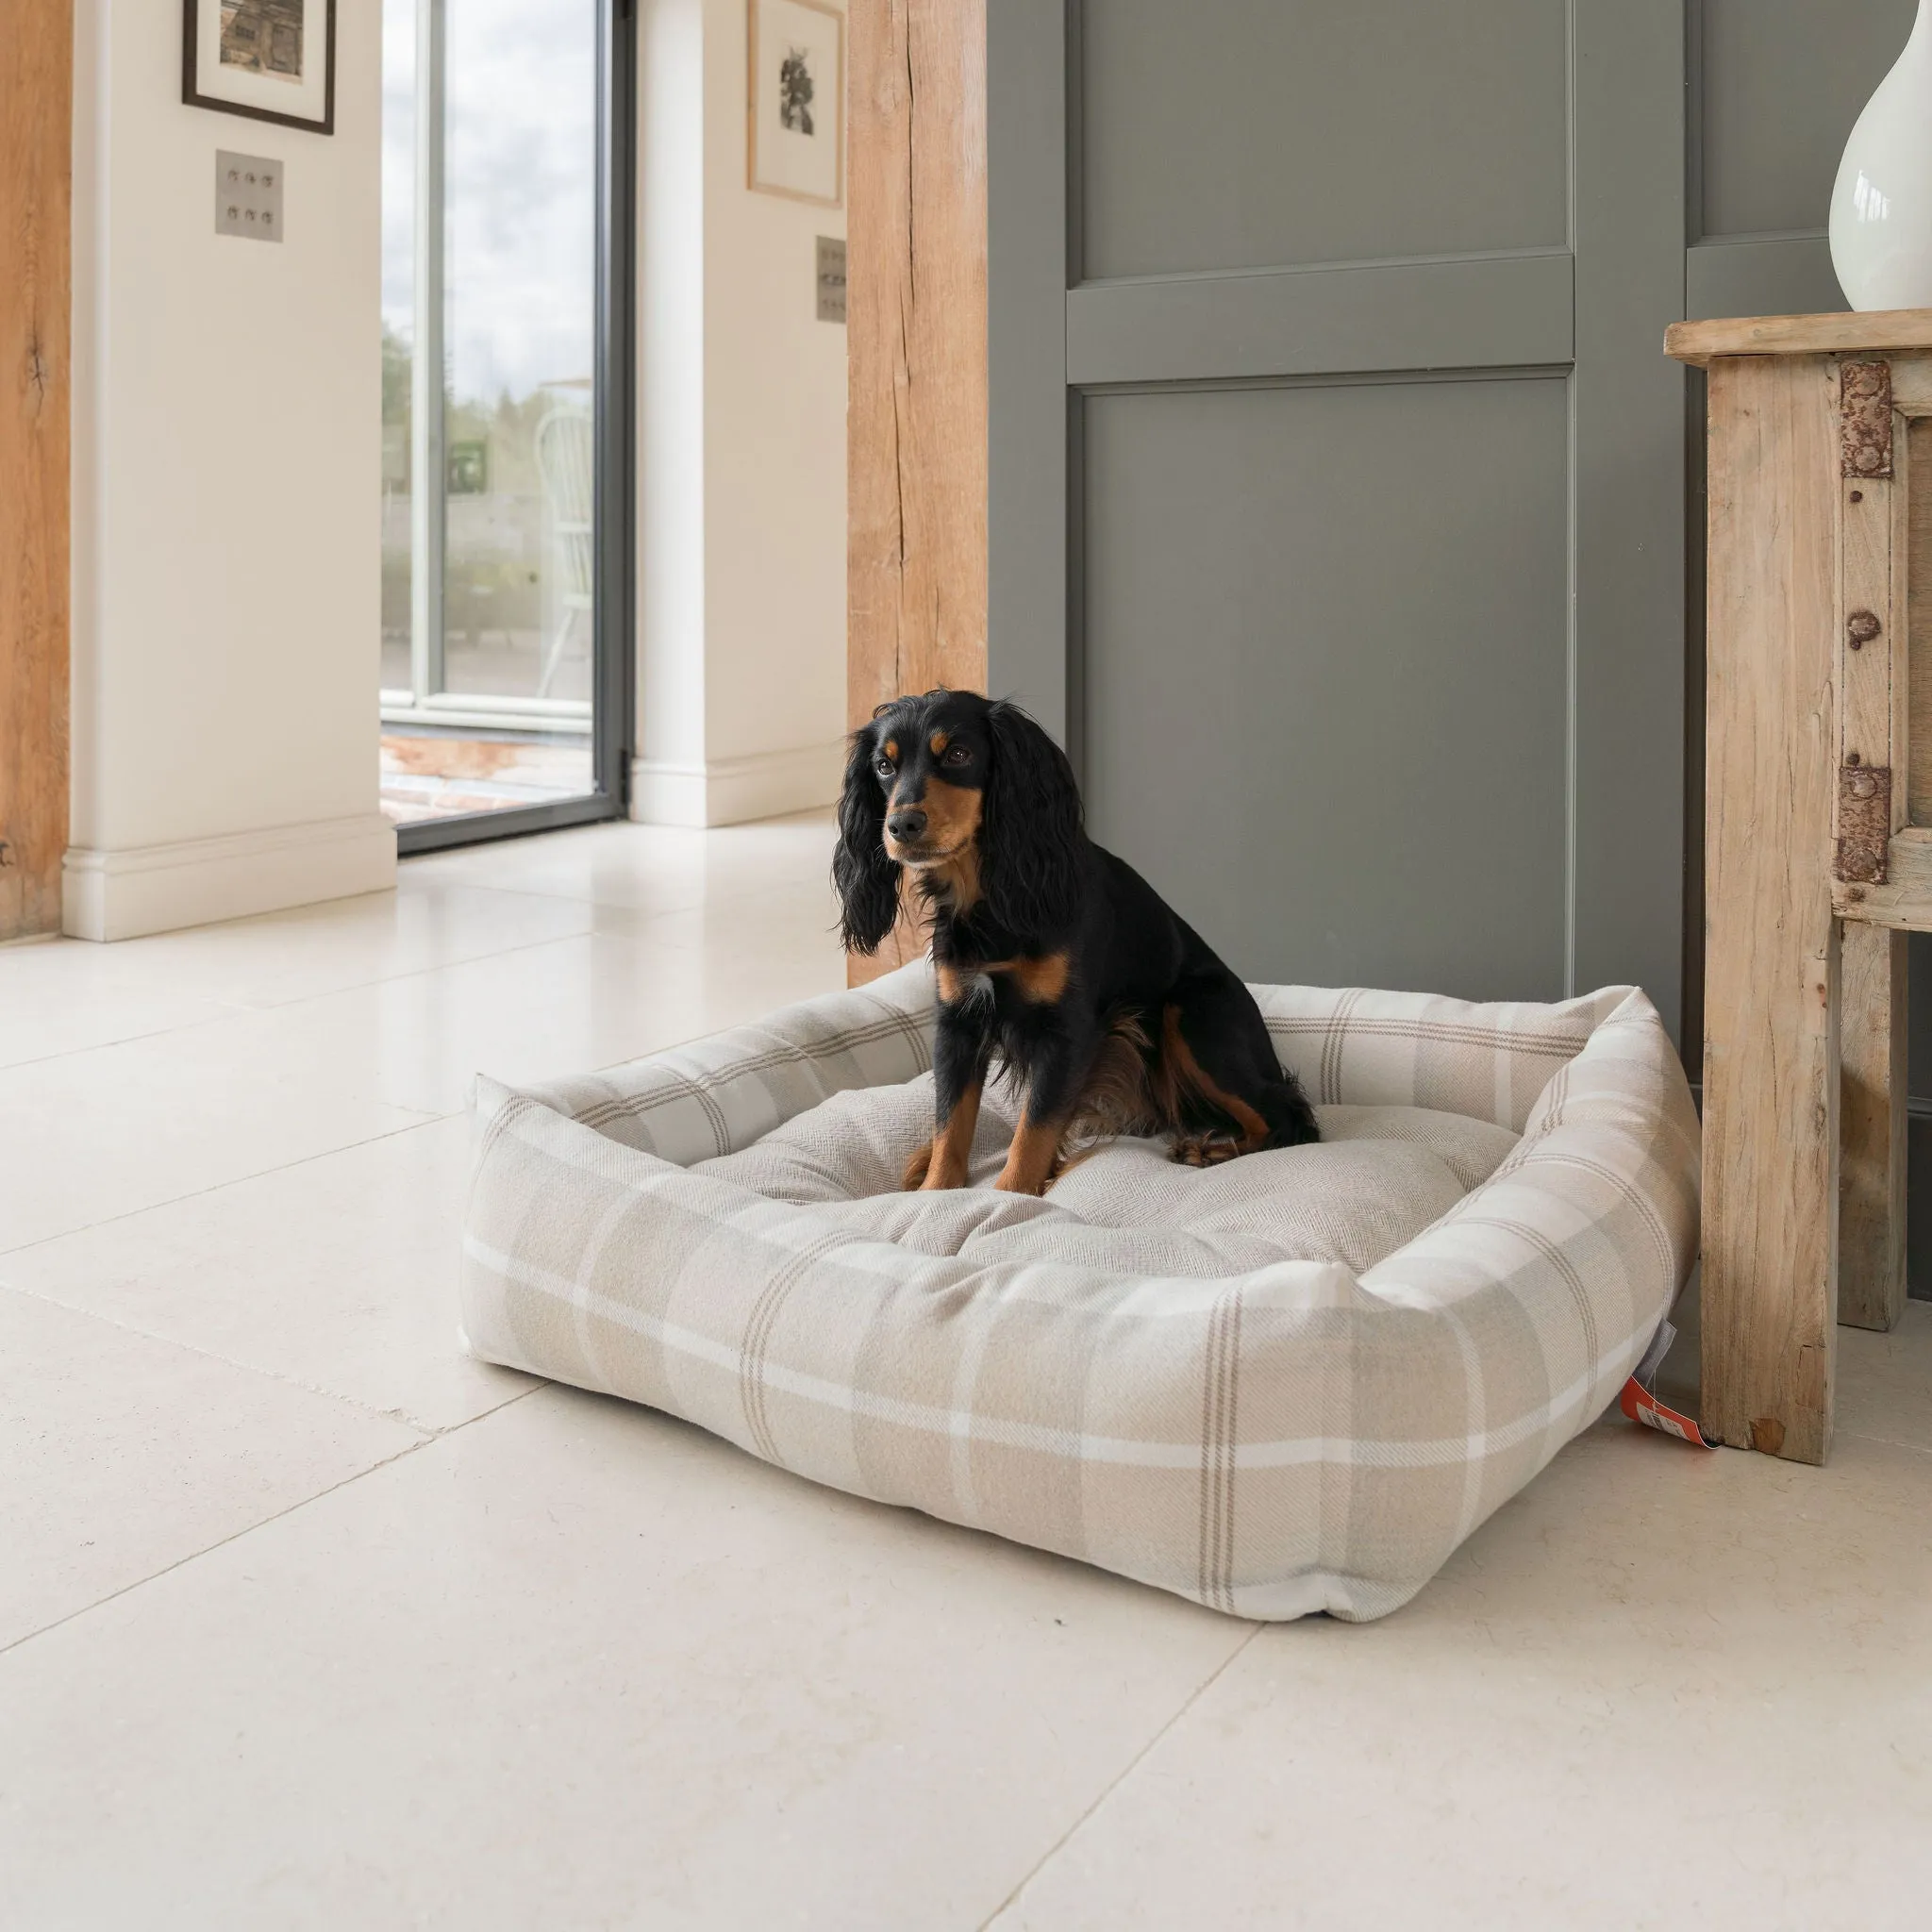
left=1836, top=759, right=1892, bottom=883
left=1840, top=360, right=1894, bottom=479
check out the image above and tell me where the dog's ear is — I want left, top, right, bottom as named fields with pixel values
left=832, top=727, right=902, bottom=955
left=980, top=700, right=1084, bottom=937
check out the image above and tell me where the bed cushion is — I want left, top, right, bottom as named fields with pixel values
left=691, top=1076, right=1521, bottom=1279
left=459, top=963, right=1699, bottom=1623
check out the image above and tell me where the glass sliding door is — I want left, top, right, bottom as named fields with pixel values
left=379, top=0, right=631, bottom=848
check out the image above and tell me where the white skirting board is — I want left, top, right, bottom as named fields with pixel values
left=628, top=741, right=842, bottom=828
left=62, top=813, right=398, bottom=942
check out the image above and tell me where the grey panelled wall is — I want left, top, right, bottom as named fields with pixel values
left=1078, top=3, right=1568, bottom=276
left=1687, top=0, right=1932, bottom=1298
left=989, top=0, right=1687, bottom=1036
left=1084, top=377, right=1571, bottom=1004
left=1690, top=0, right=1915, bottom=317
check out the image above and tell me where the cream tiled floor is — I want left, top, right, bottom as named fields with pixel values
left=4, top=813, right=1930, bottom=1928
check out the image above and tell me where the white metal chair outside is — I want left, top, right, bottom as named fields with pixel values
left=534, top=406, right=594, bottom=699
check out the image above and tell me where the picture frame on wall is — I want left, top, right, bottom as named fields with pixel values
left=183, top=0, right=337, bottom=136
left=747, top=0, right=843, bottom=207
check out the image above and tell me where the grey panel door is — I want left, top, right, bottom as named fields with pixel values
left=988, top=1, right=1688, bottom=1029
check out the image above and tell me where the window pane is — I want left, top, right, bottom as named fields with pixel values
left=441, top=0, right=598, bottom=711
left=378, top=0, right=600, bottom=826
left=379, top=0, right=415, bottom=697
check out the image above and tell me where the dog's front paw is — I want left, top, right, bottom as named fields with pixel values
left=901, top=1139, right=937, bottom=1191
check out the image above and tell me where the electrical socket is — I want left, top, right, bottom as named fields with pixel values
left=215, top=150, right=284, bottom=243
left=816, top=237, right=846, bottom=324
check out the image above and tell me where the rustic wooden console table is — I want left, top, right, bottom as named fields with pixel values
left=1669, top=309, right=1932, bottom=1464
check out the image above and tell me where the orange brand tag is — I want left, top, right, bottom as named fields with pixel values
left=1619, top=1376, right=1715, bottom=1448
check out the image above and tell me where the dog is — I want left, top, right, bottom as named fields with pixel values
left=833, top=688, right=1318, bottom=1195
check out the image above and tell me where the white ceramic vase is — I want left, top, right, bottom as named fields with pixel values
left=1830, top=0, right=1932, bottom=311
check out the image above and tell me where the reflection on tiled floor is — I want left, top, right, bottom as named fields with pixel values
left=379, top=731, right=593, bottom=824
left=5, top=813, right=1932, bottom=1926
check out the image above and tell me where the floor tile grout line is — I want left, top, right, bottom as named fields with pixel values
left=1836, top=1424, right=1932, bottom=1461
left=394, top=875, right=715, bottom=916
left=1, top=847, right=840, bottom=1077
left=223, top=911, right=784, bottom=1012
left=0, top=1274, right=531, bottom=1441
left=974, top=1620, right=1267, bottom=1931
left=396, top=861, right=830, bottom=924
left=0, top=919, right=696, bottom=1074
left=3, top=817, right=830, bottom=982
left=0, top=1111, right=456, bottom=1262
left=404, top=884, right=845, bottom=951
left=0, top=1386, right=547, bottom=1663
left=6, top=884, right=838, bottom=1061
left=0, top=942, right=846, bottom=1266
left=0, top=955, right=843, bottom=1269
left=1, top=1003, right=244, bottom=1074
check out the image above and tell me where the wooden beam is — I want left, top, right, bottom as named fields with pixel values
left=845, top=0, right=988, bottom=986
left=1699, top=355, right=1840, bottom=1464
left=1838, top=828, right=1932, bottom=924
left=1667, top=308, right=1932, bottom=368
left=0, top=0, right=73, bottom=941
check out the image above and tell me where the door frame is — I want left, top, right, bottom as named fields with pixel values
left=0, top=0, right=72, bottom=940
left=394, top=0, right=637, bottom=858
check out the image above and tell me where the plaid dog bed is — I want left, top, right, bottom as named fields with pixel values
left=459, top=964, right=1698, bottom=1622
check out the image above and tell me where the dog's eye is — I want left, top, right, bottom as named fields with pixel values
left=874, top=757, right=894, bottom=779
left=942, top=743, right=972, bottom=766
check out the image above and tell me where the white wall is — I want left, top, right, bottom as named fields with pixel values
left=66, top=0, right=392, bottom=940
left=635, top=0, right=710, bottom=817
left=64, top=0, right=839, bottom=931
left=633, top=0, right=848, bottom=827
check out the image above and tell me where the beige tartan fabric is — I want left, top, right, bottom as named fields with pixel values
left=460, top=964, right=1699, bottom=1622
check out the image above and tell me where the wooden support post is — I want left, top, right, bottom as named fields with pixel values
left=1700, top=356, right=1840, bottom=1464
left=1914, top=416, right=1932, bottom=824
left=1669, top=313, right=1932, bottom=1457
left=0, top=0, right=73, bottom=941
left=1835, top=388, right=1909, bottom=1333
left=845, top=0, right=988, bottom=985
left=1838, top=922, right=1908, bottom=1330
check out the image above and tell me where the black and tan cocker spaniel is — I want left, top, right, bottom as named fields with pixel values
left=833, top=688, right=1318, bottom=1194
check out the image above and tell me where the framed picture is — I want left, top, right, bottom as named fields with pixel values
left=747, top=0, right=843, bottom=207
left=183, top=0, right=337, bottom=136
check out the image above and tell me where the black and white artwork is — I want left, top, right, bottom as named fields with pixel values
left=778, top=45, right=815, bottom=136
left=749, top=0, right=842, bottom=206
left=183, top=0, right=336, bottom=134
left=221, top=0, right=306, bottom=83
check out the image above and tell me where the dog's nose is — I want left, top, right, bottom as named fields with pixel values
left=887, top=808, right=927, bottom=844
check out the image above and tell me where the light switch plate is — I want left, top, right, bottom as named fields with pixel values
left=816, top=236, right=846, bottom=324
left=215, top=150, right=284, bottom=242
